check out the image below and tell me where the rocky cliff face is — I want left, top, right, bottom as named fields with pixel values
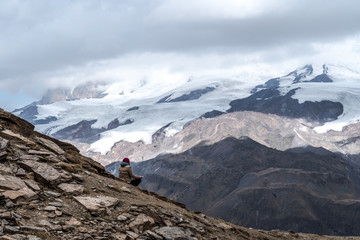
left=3, top=108, right=351, bottom=240
left=108, top=137, right=360, bottom=236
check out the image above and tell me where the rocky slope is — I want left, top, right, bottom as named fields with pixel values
left=3, top=108, right=356, bottom=239
left=107, top=137, right=360, bottom=236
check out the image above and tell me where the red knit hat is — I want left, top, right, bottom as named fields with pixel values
left=122, top=158, right=130, bottom=163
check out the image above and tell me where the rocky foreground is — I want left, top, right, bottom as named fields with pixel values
left=0, top=108, right=360, bottom=240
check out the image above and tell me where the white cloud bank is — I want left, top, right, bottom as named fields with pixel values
left=0, top=0, right=360, bottom=110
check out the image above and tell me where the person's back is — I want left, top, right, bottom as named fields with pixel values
left=118, top=158, right=142, bottom=186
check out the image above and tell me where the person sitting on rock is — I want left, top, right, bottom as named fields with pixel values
left=118, top=157, right=142, bottom=186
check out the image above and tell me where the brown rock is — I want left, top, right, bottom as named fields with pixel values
left=24, top=179, right=41, bottom=191
left=66, top=217, right=82, bottom=226
left=129, top=213, right=155, bottom=232
left=0, top=175, right=27, bottom=190
left=58, top=183, right=84, bottom=195
left=3, top=187, right=38, bottom=201
left=18, top=160, right=62, bottom=185
left=35, top=136, right=65, bottom=155
left=73, top=196, right=120, bottom=213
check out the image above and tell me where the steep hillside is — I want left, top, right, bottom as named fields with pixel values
left=4, top=108, right=355, bottom=239
left=106, top=137, right=360, bottom=236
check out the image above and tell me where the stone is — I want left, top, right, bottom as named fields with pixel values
left=73, top=196, right=120, bottom=213
left=27, top=236, right=43, bottom=240
left=20, top=226, right=47, bottom=232
left=155, top=227, right=192, bottom=240
left=59, top=171, right=73, bottom=182
left=34, top=137, right=65, bottom=155
left=28, top=150, right=53, bottom=156
left=20, top=155, right=40, bottom=161
left=121, top=186, right=131, bottom=193
left=55, top=210, right=62, bottom=217
left=0, top=164, right=13, bottom=174
left=129, top=214, right=155, bottom=232
left=145, top=230, right=163, bottom=240
left=2, top=129, right=34, bottom=144
left=3, top=225, right=21, bottom=234
left=66, top=217, right=81, bottom=226
left=24, top=179, right=41, bottom=192
left=126, top=231, right=139, bottom=240
left=18, top=160, right=62, bottom=185
left=44, top=206, right=57, bottom=211
left=116, top=213, right=132, bottom=222
left=48, top=202, right=63, bottom=207
left=43, top=191, right=61, bottom=198
left=78, top=226, right=88, bottom=233
left=217, top=221, right=233, bottom=230
left=0, top=175, right=27, bottom=191
left=3, top=187, right=38, bottom=201
left=71, top=173, right=84, bottom=182
left=0, top=236, right=18, bottom=240
left=57, top=183, right=84, bottom=196
left=15, top=168, right=26, bottom=177
left=0, top=137, right=9, bottom=150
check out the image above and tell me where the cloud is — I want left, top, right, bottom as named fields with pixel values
left=0, top=0, right=360, bottom=110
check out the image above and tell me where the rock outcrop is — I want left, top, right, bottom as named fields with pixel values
left=3, top=107, right=354, bottom=239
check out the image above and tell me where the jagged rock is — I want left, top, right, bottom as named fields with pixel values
left=59, top=171, right=73, bottom=182
left=129, top=214, right=155, bottom=232
left=155, top=227, right=196, bottom=240
left=57, top=183, right=84, bottom=195
left=145, top=230, right=163, bottom=240
left=24, top=179, right=41, bottom=192
left=34, top=137, right=65, bottom=155
left=27, top=236, right=43, bottom=240
left=28, top=150, right=53, bottom=156
left=19, top=155, right=41, bottom=162
left=121, top=186, right=131, bottom=193
left=0, top=164, right=13, bottom=174
left=2, top=129, right=34, bottom=144
left=66, top=217, right=82, bottom=226
left=0, top=236, right=18, bottom=240
left=44, top=206, right=57, bottom=211
left=116, top=213, right=132, bottom=222
left=20, top=226, right=47, bottom=233
left=48, top=202, right=63, bottom=208
left=3, top=226, right=21, bottom=234
left=2, top=187, right=37, bottom=201
left=18, top=160, right=62, bottom=185
left=43, top=191, right=61, bottom=198
left=71, top=173, right=84, bottom=182
left=0, top=137, right=9, bottom=150
left=126, top=231, right=139, bottom=240
left=73, top=196, right=120, bottom=213
left=15, top=168, right=26, bottom=177
left=0, top=175, right=27, bottom=190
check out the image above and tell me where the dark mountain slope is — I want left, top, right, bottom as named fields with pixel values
left=118, top=137, right=360, bottom=236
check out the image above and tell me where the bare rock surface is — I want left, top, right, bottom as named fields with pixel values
left=58, top=183, right=84, bottom=195
left=0, top=107, right=359, bottom=239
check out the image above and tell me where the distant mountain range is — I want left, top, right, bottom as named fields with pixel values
left=13, top=64, right=360, bottom=165
left=13, top=63, right=360, bottom=235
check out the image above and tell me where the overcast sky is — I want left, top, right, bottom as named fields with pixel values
left=1, top=0, right=360, bottom=111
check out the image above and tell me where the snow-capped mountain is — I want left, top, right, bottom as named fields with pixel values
left=14, top=64, right=360, bottom=165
